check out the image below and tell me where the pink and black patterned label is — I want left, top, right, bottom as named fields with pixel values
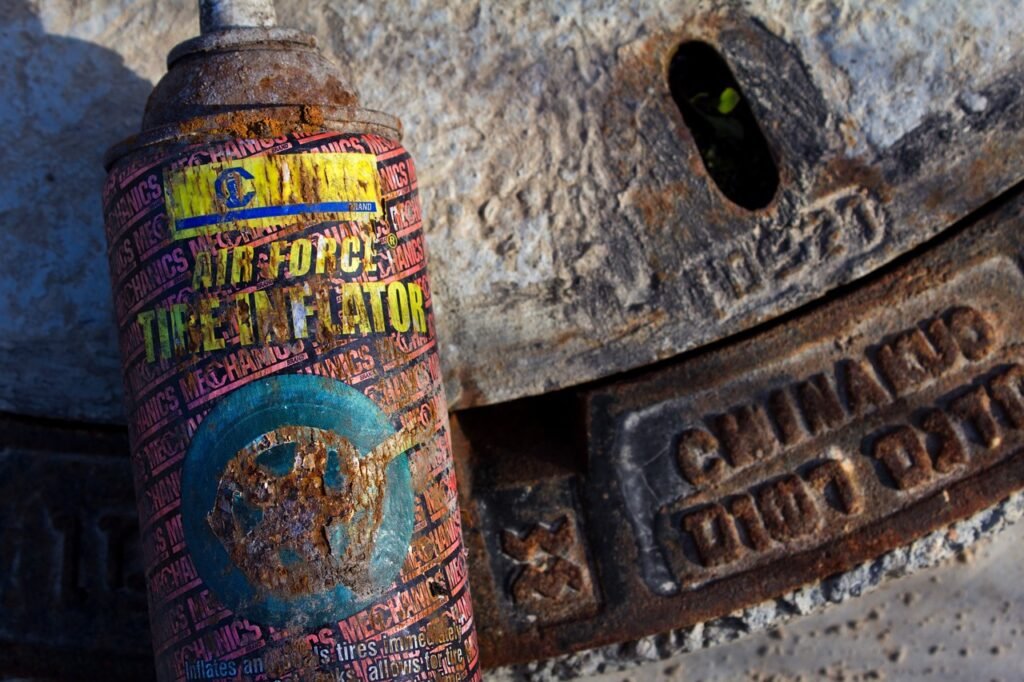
left=103, top=132, right=479, bottom=682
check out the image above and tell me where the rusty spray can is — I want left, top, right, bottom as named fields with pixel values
left=100, top=1, right=479, bottom=679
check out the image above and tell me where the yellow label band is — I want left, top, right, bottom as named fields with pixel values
left=164, top=152, right=383, bottom=240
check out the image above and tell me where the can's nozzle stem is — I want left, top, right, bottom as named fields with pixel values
left=199, top=0, right=277, bottom=33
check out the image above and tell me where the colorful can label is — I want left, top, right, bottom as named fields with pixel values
left=103, top=132, right=480, bottom=681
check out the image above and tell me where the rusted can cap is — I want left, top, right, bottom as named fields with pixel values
left=105, top=0, right=400, bottom=168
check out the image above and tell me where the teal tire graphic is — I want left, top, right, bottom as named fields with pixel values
left=181, top=374, right=415, bottom=627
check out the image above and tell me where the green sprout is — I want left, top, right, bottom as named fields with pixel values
left=717, top=87, right=740, bottom=114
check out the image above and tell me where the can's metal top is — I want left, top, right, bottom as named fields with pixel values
left=105, top=0, right=400, bottom=167
left=199, top=0, right=277, bottom=33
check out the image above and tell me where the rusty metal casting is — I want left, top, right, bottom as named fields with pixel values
left=455, top=191, right=1024, bottom=668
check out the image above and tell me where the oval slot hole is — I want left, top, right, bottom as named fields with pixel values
left=668, top=41, right=779, bottom=210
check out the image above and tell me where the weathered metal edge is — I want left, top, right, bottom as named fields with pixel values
left=490, top=490, right=1024, bottom=681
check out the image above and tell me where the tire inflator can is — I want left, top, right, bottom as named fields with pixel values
left=100, top=2, right=480, bottom=679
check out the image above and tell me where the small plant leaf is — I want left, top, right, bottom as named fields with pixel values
left=717, top=87, right=740, bottom=114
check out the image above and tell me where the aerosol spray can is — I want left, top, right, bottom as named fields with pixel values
left=101, top=2, right=479, bottom=679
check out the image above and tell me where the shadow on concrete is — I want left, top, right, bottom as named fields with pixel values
left=0, top=3, right=155, bottom=680
left=0, top=0, right=152, bottom=424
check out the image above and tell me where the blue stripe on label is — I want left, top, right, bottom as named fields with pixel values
left=175, top=201, right=379, bottom=230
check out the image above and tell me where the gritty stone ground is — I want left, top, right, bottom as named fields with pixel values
left=584, top=521, right=1024, bottom=682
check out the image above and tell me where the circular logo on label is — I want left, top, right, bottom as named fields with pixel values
left=181, top=375, right=415, bottom=627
